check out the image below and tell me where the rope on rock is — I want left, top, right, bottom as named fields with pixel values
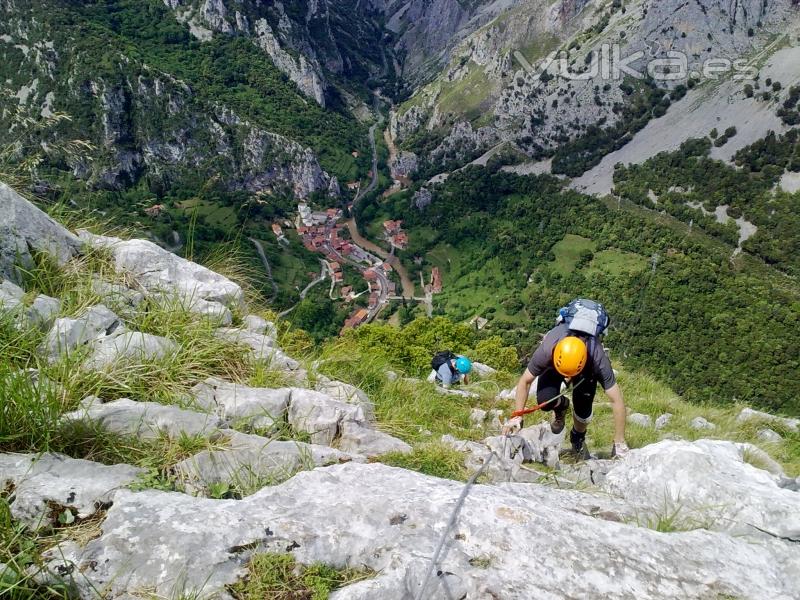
left=414, top=435, right=509, bottom=600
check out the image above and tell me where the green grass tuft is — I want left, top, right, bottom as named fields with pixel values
left=229, top=553, right=373, bottom=600
left=380, top=442, right=469, bottom=481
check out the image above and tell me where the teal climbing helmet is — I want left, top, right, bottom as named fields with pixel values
left=455, top=356, right=473, bottom=374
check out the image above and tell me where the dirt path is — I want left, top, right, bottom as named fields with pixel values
left=249, top=237, right=278, bottom=299
left=382, top=129, right=403, bottom=199
left=345, top=218, right=415, bottom=298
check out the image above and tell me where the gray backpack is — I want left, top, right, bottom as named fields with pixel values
left=556, top=299, right=610, bottom=337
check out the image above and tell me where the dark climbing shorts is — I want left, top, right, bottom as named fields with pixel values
left=535, top=368, right=597, bottom=424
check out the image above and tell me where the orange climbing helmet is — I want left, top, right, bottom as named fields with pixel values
left=553, top=336, right=587, bottom=377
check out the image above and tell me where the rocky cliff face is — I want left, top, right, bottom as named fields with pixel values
left=368, top=0, right=533, bottom=85
left=393, top=0, right=800, bottom=172
left=164, top=0, right=389, bottom=106
left=0, top=0, right=371, bottom=197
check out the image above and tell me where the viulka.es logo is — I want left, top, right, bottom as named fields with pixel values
left=514, top=43, right=758, bottom=84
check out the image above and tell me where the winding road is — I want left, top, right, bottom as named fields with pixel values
left=249, top=237, right=279, bottom=299
left=344, top=218, right=415, bottom=298
left=349, top=90, right=416, bottom=299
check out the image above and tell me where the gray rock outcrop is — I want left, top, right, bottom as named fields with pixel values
left=287, top=389, right=366, bottom=446
left=738, top=407, right=799, bottom=433
left=388, top=150, right=418, bottom=179
left=214, top=327, right=299, bottom=371
left=83, top=331, right=178, bottom=371
left=336, top=421, right=412, bottom=457
left=242, top=314, right=276, bottom=337
left=0, top=183, right=81, bottom=282
left=41, top=305, right=122, bottom=363
left=0, top=279, right=25, bottom=312
left=174, top=430, right=362, bottom=496
left=191, top=377, right=291, bottom=432
left=602, top=440, right=798, bottom=538
left=314, top=376, right=375, bottom=421
left=0, top=453, right=144, bottom=529
left=628, top=413, right=653, bottom=428
left=758, top=428, right=783, bottom=443
left=62, top=397, right=224, bottom=440
left=690, top=416, right=716, bottom=431
left=26, top=294, right=61, bottom=330
left=44, top=459, right=800, bottom=599
left=77, top=231, right=243, bottom=311
left=655, top=413, right=673, bottom=430
left=413, top=187, right=433, bottom=210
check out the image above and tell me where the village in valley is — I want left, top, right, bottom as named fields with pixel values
left=277, top=201, right=438, bottom=331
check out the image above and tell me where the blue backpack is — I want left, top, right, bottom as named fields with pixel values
left=556, top=298, right=610, bottom=337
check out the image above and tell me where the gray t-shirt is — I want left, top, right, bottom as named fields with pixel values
left=436, top=356, right=464, bottom=387
left=527, top=324, right=616, bottom=390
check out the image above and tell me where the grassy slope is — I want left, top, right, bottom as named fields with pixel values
left=2, top=211, right=799, bottom=598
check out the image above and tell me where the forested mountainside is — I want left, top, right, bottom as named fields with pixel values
left=0, top=0, right=387, bottom=193
left=2, top=0, right=800, bottom=415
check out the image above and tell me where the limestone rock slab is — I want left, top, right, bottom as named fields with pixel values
left=0, top=453, right=144, bottom=529
left=62, top=398, right=224, bottom=440
left=191, top=377, right=291, bottom=431
left=46, top=462, right=800, bottom=600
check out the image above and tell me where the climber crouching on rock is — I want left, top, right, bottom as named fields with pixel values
left=502, top=299, right=629, bottom=459
left=428, top=351, right=472, bottom=389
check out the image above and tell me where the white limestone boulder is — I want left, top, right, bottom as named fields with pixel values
left=76, top=231, right=243, bottom=309
left=90, top=276, right=145, bottom=309
left=0, top=453, right=144, bottom=529
left=83, top=331, right=178, bottom=371
left=336, top=421, right=411, bottom=457
left=602, top=440, right=800, bottom=539
left=287, top=389, right=365, bottom=446
left=516, top=422, right=565, bottom=469
left=315, top=376, right=375, bottom=421
left=470, top=362, right=496, bottom=377
left=0, top=183, right=81, bottom=281
left=628, top=413, right=653, bottom=428
left=26, top=294, right=61, bottom=330
left=191, top=377, right=291, bottom=431
left=41, top=305, right=121, bottom=363
left=655, top=413, right=673, bottom=430
left=758, top=428, right=783, bottom=443
left=441, top=434, right=545, bottom=483
left=214, top=327, right=299, bottom=370
left=174, top=430, right=363, bottom=496
left=45, top=462, right=800, bottom=600
left=737, top=407, right=799, bottom=432
left=469, top=408, right=487, bottom=427
left=62, top=397, right=224, bottom=440
left=690, top=416, right=716, bottom=430
left=242, top=314, right=277, bottom=338
left=0, top=279, right=24, bottom=312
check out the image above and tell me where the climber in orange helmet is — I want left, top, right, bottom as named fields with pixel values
left=502, top=299, right=628, bottom=459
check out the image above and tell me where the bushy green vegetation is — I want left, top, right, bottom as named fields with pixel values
left=381, top=443, right=468, bottom=480
left=614, top=134, right=800, bottom=275
left=363, top=167, right=800, bottom=414
left=342, top=316, right=520, bottom=375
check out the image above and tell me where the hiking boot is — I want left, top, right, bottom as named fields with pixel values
left=570, top=427, right=589, bottom=460
left=550, top=397, right=570, bottom=434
